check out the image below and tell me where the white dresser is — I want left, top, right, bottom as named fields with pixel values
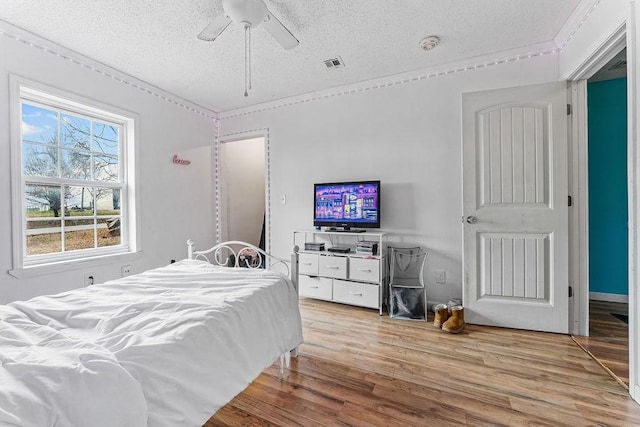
left=293, top=230, right=387, bottom=314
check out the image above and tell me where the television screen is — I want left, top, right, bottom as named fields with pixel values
left=314, top=181, right=380, bottom=229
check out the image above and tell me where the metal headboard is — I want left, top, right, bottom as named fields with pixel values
left=186, top=239, right=298, bottom=279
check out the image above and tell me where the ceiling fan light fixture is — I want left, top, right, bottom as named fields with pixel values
left=199, top=0, right=300, bottom=96
left=420, top=36, right=440, bottom=51
left=223, top=0, right=267, bottom=27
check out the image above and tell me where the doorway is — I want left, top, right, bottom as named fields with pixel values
left=219, top=136, right=266, bottom=249
left=572, top=48, right=629, bottom=387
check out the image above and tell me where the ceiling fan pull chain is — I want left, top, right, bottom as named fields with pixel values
left=197, top=0, right=299, bottom=96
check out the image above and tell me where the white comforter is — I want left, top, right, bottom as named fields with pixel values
left=0, top=260, right=304, bottom=427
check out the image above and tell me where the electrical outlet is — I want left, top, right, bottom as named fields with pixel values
left=84, top=272, right=95, bottom=286
left=435, top=270, right=446, bottom=284
left=121, top=265, right=132, bottom=277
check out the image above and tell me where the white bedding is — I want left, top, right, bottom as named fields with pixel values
left=0, top=259, right=304, bottom=427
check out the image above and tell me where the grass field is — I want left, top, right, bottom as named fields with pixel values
left=26, top=228, right=120, bottom=255
left=27, top=209, right=120, bottom=218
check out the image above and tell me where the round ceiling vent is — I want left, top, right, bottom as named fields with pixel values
left=420, top=36, right=440, bottom=51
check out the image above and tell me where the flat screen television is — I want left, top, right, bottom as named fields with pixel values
left=313, top=180, right=380, bottom=230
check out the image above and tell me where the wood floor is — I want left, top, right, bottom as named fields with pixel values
left=572, top=300, right=629, bottom=387
left=205, top=299, right=640, bottom=426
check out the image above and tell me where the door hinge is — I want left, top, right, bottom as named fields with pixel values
left=568, top=195, right=573, bottom=206
left=567, top=104, right=572, bottom=115
left=569, top=286, right=573, bottom=298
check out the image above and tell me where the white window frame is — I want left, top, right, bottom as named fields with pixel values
left=9, top=76, right=140, bottom=276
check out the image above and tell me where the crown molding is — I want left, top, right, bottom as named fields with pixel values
left=554, top=0, right=602, bottom=51
left=218, top=41, right=559, bottom=121
left=0, top=19, right=217, bottom=121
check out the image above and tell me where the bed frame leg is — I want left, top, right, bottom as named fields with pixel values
left=279, top=350, right=293, bottom=376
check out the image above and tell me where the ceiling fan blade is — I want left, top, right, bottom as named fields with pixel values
left=262, top=11, right=299, bottom=50
left=197, top=15, right=232, bottom=41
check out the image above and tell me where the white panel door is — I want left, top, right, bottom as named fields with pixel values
left=462, top=82, right=569, bottom=334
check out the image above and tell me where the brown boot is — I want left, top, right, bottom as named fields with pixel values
left=433, top=304, right=449, bottom=328
left=442, top=305, right=465, bottom=333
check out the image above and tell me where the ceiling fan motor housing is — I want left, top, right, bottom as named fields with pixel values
left=223, top=0, right=268, bottom=27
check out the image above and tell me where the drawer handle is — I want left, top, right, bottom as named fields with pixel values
left=327, top=266, right=340, bottom=269
left=349, top=291, right=363, bottom=296
left=309, top=285, right=319, bottom=289
left=302, top=262, right=313, bottom=265
left=357, top=268, right=372, bottom=272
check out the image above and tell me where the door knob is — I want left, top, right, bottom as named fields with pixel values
left=465, top=216, right=478, bottom=224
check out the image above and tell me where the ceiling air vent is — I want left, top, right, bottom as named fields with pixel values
left=608, top=59, right=627, bottom=71
left=324, top=56, right=345, bottom=69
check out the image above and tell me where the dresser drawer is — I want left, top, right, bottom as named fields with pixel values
left=299, top=275, right=332, bottom=300
left=299, top=253, right=319, bottom=275
left=349, top=258, right=380, bottom=283
left=332, top=279, right=379, bottom=309
left=318, top=255, right=348, bottom=279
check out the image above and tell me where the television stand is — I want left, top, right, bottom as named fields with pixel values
left=326, top=228, right=366, bottom=233
left=293, top=229, right=388, bottom=315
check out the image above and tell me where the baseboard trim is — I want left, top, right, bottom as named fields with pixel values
left=589, top=292, right=629, bottom=303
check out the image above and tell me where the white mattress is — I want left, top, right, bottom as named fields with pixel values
left=0, top=259, right=304, bottom=427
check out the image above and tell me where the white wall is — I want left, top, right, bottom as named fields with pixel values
left=220, top=137, right=265, bottom=246
left=219, top=51, right=560, bottom=305
left=0, top=23, right=217, bottom=303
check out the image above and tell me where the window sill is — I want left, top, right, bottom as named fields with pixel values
left=8, top=251, right=144, bottom=279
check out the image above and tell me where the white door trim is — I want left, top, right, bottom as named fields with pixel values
left=567, top=11, right=637, bottom=402
left=564, top=23, right=626, bottom=82
left=569, top=30, right=627, bottom=338
left=568, top=80, right=589, bottom=337
left=218, top=129, right=270, bottom=252
left=628, top=4, right=639, bottom=402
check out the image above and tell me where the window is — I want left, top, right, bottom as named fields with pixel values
left=12, top=82, right=137, bottom=270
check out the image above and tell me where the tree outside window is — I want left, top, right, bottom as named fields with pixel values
left=21, top=102, right=123, bottom=257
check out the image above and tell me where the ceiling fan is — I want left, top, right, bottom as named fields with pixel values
left=198, top=0, right=299, bottom=97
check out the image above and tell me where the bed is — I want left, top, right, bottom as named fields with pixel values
left=0, top=241, right=303, bottom=427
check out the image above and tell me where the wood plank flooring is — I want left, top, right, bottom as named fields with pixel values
left=572, top=300, right=629, bottom=387
left=205, top=299, right=640, bottom=426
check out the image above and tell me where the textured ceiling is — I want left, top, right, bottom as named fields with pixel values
left=0, top=0, right=581, bottom=113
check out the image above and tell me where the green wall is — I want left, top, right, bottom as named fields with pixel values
left=588, top=77, right=628, bottom=296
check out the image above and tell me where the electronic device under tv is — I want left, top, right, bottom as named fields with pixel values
left=313, top=180, right=380, bottom=231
